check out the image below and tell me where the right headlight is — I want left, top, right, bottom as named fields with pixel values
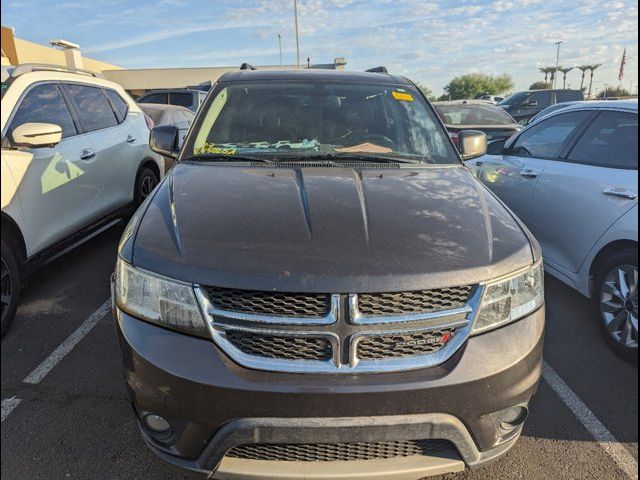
left=472, top=261, right=544, bottom=335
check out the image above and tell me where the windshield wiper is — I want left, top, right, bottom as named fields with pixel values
left=182, top=154, right=275, bottom=163
left=275, top=153, right=420, bottom=164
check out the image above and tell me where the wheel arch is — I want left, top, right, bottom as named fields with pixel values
left=1, top=212, right=27, bottom=265
left=588, top=239, right=638, bottom=297
left=134, top=157, right=162, bottom=196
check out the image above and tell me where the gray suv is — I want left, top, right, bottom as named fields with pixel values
left=113, top=69, right=545, bottom=479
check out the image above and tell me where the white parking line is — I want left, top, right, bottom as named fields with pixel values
left=1, top=299, right=111, bottom=423
left=23, top=299, right=111, bottom=385
left=1, top=397, right=22, bottom=422
left=543, top=361, right=639, bottom=480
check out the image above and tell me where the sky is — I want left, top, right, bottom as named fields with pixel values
left=2, top=0, right=638, bottom=95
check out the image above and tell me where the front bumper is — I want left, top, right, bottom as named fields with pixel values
left=115, top=306, right=544, bottom=478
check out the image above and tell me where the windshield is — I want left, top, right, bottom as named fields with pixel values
left=434, top=103, right=515, bottom=126
left=499, top=91, right=532, bottom=106
left=186, top=81, right=458, bottom=164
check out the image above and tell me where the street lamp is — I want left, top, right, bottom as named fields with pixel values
left=552, top=41, right=563, bottom=90
left=293, top=0, right=301, bottom=69
left=276, top=34, right=283, bottom=68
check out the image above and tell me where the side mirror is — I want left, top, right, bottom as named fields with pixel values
left=11, top=122, right=62, bottom=148
left=486, top=139, right=506, bottom=155
left=149, top=125, right=180, bottom=159
left=458, top=130, right=487, bottom=160
left=526, top=100, right=538, bottom=107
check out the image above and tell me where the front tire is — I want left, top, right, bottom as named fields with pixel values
left=134, top=166, right=159, bottom=207
left=1, top=239, right=21, bottom=337
left=595, top=249, right=638, bottom=361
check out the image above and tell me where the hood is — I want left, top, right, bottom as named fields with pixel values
left=131, top=163, right=534, bottom=292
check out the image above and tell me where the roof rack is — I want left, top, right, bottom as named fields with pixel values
left=365, top=66, right=388, bottom=74
left=10, top=63, right=102, bottom=78
left=240, top=63, right=256, bottom=71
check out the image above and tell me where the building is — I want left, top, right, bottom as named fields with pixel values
left=2, top=26, right=347, bottom=98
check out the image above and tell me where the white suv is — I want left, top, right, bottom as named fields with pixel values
left=1, top=64, right=164, bottom=335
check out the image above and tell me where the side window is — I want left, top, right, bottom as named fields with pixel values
left=567, top=111, right=638, bottom=169
left=141, top=92, right=168, bottom=104
left=104, top=89, right=129, bottom=123
left=9, top=83, right=77, bottom=139
left=169, top=92, right=193, bottom=108
left=531, top=91, right=551, bottom=108
left=64, top=84, right=118, bottom=132
left=510, top=111, right=588, bottom=158
left=556, top=91, right=579, bottom=103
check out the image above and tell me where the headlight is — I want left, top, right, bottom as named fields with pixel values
left=114, top=258, right=208, bottom=337
left=472, top=261, right=544, bottom=335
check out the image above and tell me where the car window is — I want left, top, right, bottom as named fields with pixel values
left=175, top=110, right=194, bottom=126
left=531, top=91, right=552, bottom=108
left=140, top=92, right=168, bottom=104
left=64, top=84, right=118, bottom=132
left=169, top=92, right=193, bottom=108
left=556, top=91, right=580, bottom=103
left=8, top=83, right=77, bottom=138
left=104, top=89, right=129, bottom=123
left=567, top=111, right=638, bottom=169
left=434, top=103, right=515, bottom=126
left=510, top=111, right=588, bottom=158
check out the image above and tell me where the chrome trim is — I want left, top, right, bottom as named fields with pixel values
left=348, top=293, right=472, bottom=325
left=194, top=285, right=484, bottom=374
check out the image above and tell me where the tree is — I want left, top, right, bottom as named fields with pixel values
left=539, top=66, right=556, bottom=83
left=587, top=63, right=602, bottom=98
left=558, top=66, right=574, bottom=89
left=442, top=73, right=514, bottom=100
left=413, top=82, right=436, bottom=101
left=529, top=81, right=552, bottom=90
left=576, top=65, right=590, bottom=91
left=598, top=86, right=631, bottom=98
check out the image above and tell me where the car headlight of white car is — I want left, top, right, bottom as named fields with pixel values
left=472, top=261, right=544, bottom=335
left=114, top=258, right=208, bottom=337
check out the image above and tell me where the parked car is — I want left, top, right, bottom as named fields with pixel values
left=528, top=100, right=584, bottom=124
left=1, top=64, right=164, bottom=335
left=136, top=88, right=206, bottom=112
left=433, top=100, right=522, bottom=147
left=470, top=100, right=637, bottom=359
left=499, top=89, right=584, bottom=123
left=113, top=68, right=545, bottom=479
left=474, top=94, right=505, bottom=103
left=138, top=103, right=194, bottom=170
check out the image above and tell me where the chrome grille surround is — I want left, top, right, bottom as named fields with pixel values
left=195, top=286, right=483, bottom=374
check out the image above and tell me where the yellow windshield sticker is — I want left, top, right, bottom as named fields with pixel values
left=392, top=91, right=414, bottom=102
left=196, top=144, right=237, bottom=155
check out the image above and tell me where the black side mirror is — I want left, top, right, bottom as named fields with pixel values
left=149, top=125, right=180, bottom=159
left=458, top=130, right=487, bottom=160
left=487, top=139, right=506, bottom=155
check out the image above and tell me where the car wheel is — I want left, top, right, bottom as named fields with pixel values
left=596, top=249, right=638, bottom=361
left=1, top=239, right=21, bottom=337
left=135, top=166, right=159, bottom=206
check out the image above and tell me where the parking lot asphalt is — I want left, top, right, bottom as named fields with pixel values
left=1, top=222, right=638, bottom=480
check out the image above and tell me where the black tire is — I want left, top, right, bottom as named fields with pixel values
left=594, top=248, right=638, bottom=362
left=134, top=166, right=159, bottom=207
left=1, top=239, right=21, bottom=337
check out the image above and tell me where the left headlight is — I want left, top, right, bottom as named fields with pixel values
left=472, top=261, right=544, bottom=335
left=114, top=258, right=209, bottom=338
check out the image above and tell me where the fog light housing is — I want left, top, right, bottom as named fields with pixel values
left=489, top=404, right=529, bottom=442
left=143, top=413, right=171, bottom=433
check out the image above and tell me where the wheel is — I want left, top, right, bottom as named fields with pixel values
left=595, top=249, right=638, bottom=361
left=1, top=239, right=21, bottom=337
left=134, top=166, right=159, bottom=206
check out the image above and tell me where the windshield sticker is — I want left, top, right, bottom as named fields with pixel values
left=195, top=144, right=237, bottom=155
left=392, top=91, right=414, bottom=102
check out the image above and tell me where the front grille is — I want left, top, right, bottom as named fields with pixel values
left=225, top=330, right=332, bottom=361
left=357, top=328, right=456, bottom=360
left=357, top=286, right=473, bottom=316
left=205, top=287, right=330, bottom=317
left=226, top=439, right=452, bottom=462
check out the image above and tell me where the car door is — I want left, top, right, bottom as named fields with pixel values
left=62, top=83, right=130, bottom=213
left=511, top=91, right=552, bottom=123
left=2, top=82, right=102, bottom=255
left=476, top=110, right=592, bottom=222
left=528, top=109, right=638, bottom=274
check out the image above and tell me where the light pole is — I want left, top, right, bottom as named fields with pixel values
left=552, top=41, right=563, bottom=90
left=293, top=0, right=301, bottom=69
left=276, top=34, right=283, bottom=68
left=603, top=83, right=609, bottom=100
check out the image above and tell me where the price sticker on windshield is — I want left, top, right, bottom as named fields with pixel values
left=392, top=91, right=414, bottom=102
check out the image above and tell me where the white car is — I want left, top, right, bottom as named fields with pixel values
left=468, top=100, right=638, bottom=359
left=1, top=64, right=164, bottom=335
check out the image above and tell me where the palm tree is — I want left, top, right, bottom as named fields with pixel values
left=587, top=63, right=602, bottom=98
left=539, top=66, right=555, bottom=83
left=576, top=65, right=590, bottom=91
left=558, top=67, right=574, bottom=89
